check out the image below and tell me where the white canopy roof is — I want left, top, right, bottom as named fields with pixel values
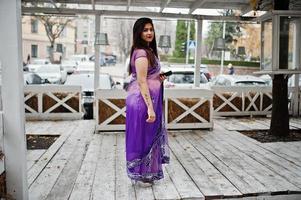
left=21, top=0, right=256, bottom=20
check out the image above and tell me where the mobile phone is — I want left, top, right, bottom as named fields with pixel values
left=161, top=70, right=172, bottom=76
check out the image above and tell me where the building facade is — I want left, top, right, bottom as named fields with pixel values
left=22, top=16, right=76, bottom=63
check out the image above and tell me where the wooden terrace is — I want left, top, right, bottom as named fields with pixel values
left=26, top=118, right=301, bottom=200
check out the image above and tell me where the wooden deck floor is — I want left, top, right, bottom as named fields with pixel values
left=25, top=118, right=301, bottom=200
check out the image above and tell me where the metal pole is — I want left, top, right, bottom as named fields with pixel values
left=94, top=15, right=100, bottom=91
left=186, top=20, right=191, bottom=65
left=0, top=0, right=28, bottom=199
left=94, top=15, right=100, bottom=119
left=220, top=20, right=226, bottom=74
left=194, top=19, right=203, bottom=87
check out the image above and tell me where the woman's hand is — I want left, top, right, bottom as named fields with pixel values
left=146, top=108, right=156, bottom=123
left=159, top=74, right=167, bottom=83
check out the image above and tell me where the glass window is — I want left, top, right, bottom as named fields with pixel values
left=31, top=45, right=38, bottom=58
left=56, top=44, right=63, bottom=53
left=31, top=19, right=38, bottom=33
left=279, top=16, right=301, bottom=70
left=61, top=26, right=67, bottom=37
left=261, top=19, right=272, bottom=71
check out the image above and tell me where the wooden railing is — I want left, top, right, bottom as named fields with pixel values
left=24, top=85, right=83, bottom=120
left=96, top=88, right=214, bottom=131
left=211, top=86, right=273, bottom=116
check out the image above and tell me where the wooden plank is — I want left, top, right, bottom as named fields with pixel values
left=46, top=121, right=95, bottom=200
left=289, top=120, right=301, bottom=129
left=174, top=134, right=241, bottom=197
left=187, top=131, right=277, bottom=193
left=27, top=150, right=46, bottom=170
left=27, top=123, right=73, bottom=186
left=115, top=134, right=137, bottom=200
left=152, top=165, right=181, bottom=200
left=199, top=130, right=300, bottom=192
left=134, top=184, right=153, bottom=200
left=235, top=119, right=269, bottom=130
left=214, top=126, right=301, bottom=191
left=91, top=134, right=116, bottom=200
left=29, top=121, right=94, bottom=200
left=165, top=151, right=205, bottom=200
left=185, top=133, right=267, bottom=195
left=214, top=118, right=251, bottom=131
left=29, top=159, right=66, bottom=200
left=263, top=143, right=301, bottom=167
left=26, top=121, right=53, bottom=135
left=69, top=134, right=103, bottom=200
left=168, top=134, right=224, bottom=198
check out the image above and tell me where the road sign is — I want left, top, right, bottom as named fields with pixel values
left=188, top=40, right=196, bottom=49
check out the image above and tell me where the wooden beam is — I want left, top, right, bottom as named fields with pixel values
left=160, top=0, right=172, bottom=13
left=0, top=0, right=28, bottom=199
left=189, top=0, right=207, bottom=14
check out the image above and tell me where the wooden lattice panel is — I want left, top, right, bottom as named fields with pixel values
left=98, top=99, right=126, bottom=125
left=168, top=98, right=210, bottom=123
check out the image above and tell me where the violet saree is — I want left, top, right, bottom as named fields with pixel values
left=125, top=49, right=170, bottom=182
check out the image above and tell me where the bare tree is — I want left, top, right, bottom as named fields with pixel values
left=24, top=2, right=73, bottom=62
left=36, top=15, right=73, bottom=62
left=118, top=20, right=133, bottom=62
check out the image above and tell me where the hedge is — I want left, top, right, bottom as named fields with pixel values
left=166, top=57, right=260, bottom=68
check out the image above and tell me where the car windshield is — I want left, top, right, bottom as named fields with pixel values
left=235, top=81, right=266, bottom=86
left=168, top=72, right=208, bottom=84
left=62, top=60, right=75, bottom=65
left=32, top=59, right=49, bottom=65
left=36, top=66, right=60, bottom=73
left=70, top=56, right=85, bottom=62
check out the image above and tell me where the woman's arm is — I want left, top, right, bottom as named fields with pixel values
left=135, top=57, right=156, bottom=123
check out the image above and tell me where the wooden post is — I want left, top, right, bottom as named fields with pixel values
left=194, top=19, right=202, bottom=87
left=292, top=20, right=301, bottom=116
left=0, top=0, right=28, bottom=199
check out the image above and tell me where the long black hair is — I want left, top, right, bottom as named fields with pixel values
left=128, top=17, right=158, bottom=74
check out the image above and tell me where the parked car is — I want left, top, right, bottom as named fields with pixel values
left=27, top=58, right=50, bottom=72
left=288, top=75, right=301, bottom=87
left=64, top=73, right=116, bottom=119
left=211, top=74, right=268, bottom=86
left=69, top=54, right=90, bottom=64
left=60, top=60, right=78, bottom=74
left=24, top=72, right=49, bottom=85
left=164, top=67, right=209, bottom=88
left=75, top=61, right=95, bottom=73
left=35, top=64, right=67, bottom=84
left=90, top=54, right=117, bottom=66
left=259, top=74, right=272, bottom=86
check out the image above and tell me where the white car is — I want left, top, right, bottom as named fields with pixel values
left=61, top=60, right=78, bottom=74
left=75, top=61, right=95, bottom=73
left=35, top=64, right=67, bottom=84
left=64, top=73, right=116, bottom=119
left=211, top=74, right=268, bottom=86
left=164, top=67, right=209, bottom=88
left=27, top=58, right=50, bottom=72
left=69, top=54, right=90, bottom=64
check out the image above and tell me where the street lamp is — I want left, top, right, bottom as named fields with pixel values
left=95, top=32, right=109, bottom=46
left=212, top=37, right=227, bottom=74
left=158, top=35, right=171, bottom=54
